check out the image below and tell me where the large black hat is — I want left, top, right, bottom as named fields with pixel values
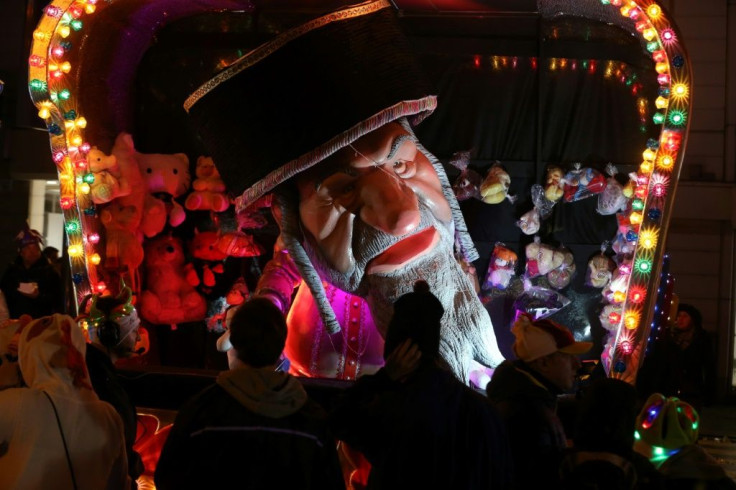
left=185, top=0, right=436, bottom=212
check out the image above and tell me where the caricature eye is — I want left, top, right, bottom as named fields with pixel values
left=342, top=183, right=356, bottom=194
left=393, top=160, right=416, bottom=178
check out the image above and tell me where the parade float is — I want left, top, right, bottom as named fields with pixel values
left=28, top=0, right=691, bottom=385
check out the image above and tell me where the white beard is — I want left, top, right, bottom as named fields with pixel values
left=361, top=219, right=505, bottom=382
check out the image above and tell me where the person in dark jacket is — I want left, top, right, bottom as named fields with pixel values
left=0, top=224, right=64, bottom=319
left=154, top=297, right=345, bottom=490
left=486, top=313, right=592, bottom=489
left=330, top=281, right=512, bottom=490
left=82, top=286, right=145, bottom=488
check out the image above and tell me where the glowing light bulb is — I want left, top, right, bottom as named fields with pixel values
left=79, top=182, right=91, bottom=194
left=68, top=244, right=84, bottom=257
left=632, top=199, right=645, bottom=211
left=647, top=5, right=661, bottom=18
left=643, top=29, right=657, bottom=41
left=29, top=54, right=46, bottom=67
left=90, top=253, right=101, bottom=265
left=672, top=83, right=688, bottom=100
left=655, top=96, right=668, bottom=109
left=657, top=73, right=671, bottom=85
left=88, top=233, right=100, bottom=244
left=657, top=154, right=674, bottom=170
left=613, top=291, right=626, bottom=303
left=620, top=340, right=634, bottom=354
left=71, top=135, right=83, bottom=146
left=629, top=286, right=646, bottom=304
left=65, top=221, right=80, bottom=234
left=38, top=107, right=51, bottom=119
left=668, top=110, right=686, bottom=126
left=635, top=257, right=652, bottom=274
left=661, top=29, right=676, bottom=44
left=652, top=50, right=667, bottom=63
left=653, top=183, right=666, bottom=197
left=630, top=212, right=643, bottom=225
left=624, top=312, right=640, bottom=329
left=33, top=30, right=48, bottom=41
left=653, top=112, right=665, bottom=124
left=59, top=25, right=71, bottom=38
left=60, top=196, right=75, bottom=209
left=96, top=282, right=107, bottom=293
left=609, top=311, right=622, bottom=324
left=640, top=160, right=653, bottom=174
left=642, top=148, right=656, bottom=161
left=639, top=229, right=658, bottom=249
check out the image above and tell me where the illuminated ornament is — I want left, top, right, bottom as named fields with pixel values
left=52, top=46, right=65, bottom=57
left=657, top=154, right=674, bottom=170
left=75, top=159, right=87, bottom=170
left=608, top=311, right=622, bottom=324
left=655, top=62, right=668, bottom=74
left=79, top=182, right=91, bottom=194
left=45, top=5, right=63, bottom=17
left=71, top=135, right=83, bottom=146
left=65, top=221, right=80, bottom=234
left=632, top=199, right=645, bottom=211
left=59, top=89, right=71, bottom=100
left=29, top=55, right=46, bottom=67
left=668, top=110, right=686, bottom=126
left=657, top=73, right=671, bottom=85
left=83, top=173, right=95, bottom=184
left=473, top=55, right=481, bottom=68
left=648, top=208, right=662, bottom=221
left=646, top=41, right=660, bottom=53
left=626, top=230, right=638, bottom=242
left=38, top=107, right=51, bottom=119
left=618, top=263, right=632, bottom=275
left=660, top=29, right=676, bottom=44
left=640, top=160, right=653, bottom=173
left=68, top=244, right=84, bottom=258
left=619, top=339, right=634, bottom=355
left=628, top=7, right=640, bottom=20
left=80, top=142, right=91, bottom=153
left=53, top=151, right=66, bottom=163
left=642, top=28, right=657, bottom=41
left=651, top=173, right=670, bottom=196
left=624, top=311, right=640, bottom=329
left=86, top=3, right=97, bottom=14
left=72, top=273, right=84, bottom=285
left=658, top=86, right=670, bottom=97
left=635, top=257, right=652, bottom=274
left=90, top=253, right=101, bottom=265
left=639, top=229, right=658, bottom=249
left=634, top=186, right=647, bottom=199
left=96, top=282, right=107, bottom=293
left=613, top=360, right=626, bottom=373
left=629, top=285, right=646, bottom=304
left=84, top=206, right=97, bottom=216
left=29, top=79, right=47, bottom=91
left=63, top=110, right=78, bottom=120
left=613, top=291, right=626, bottom=304
left=672, top=83, right=688, bottom=100
left=655, top=96, right=668, bottom=109
left=662, top=131, right=681, bottom=151
left=88, top=233, right=100, bottom=244
left=59, top=25, right=71, bottom=38
left=69, top=4, right=84, bottom=17
left=60, top=196, right=75, bottom=209
left=70, top=20, right=83, bottom=31
left=672, top=55, right=685, bottom=68
left=33, top=30, right=48, bottom=42
left=653, top=112, right=665, bottom=124
left=642, top=148, right=656, bottom=161
left=647, top=4, right=661, bottom=18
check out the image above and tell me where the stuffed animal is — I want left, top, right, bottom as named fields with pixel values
left=587, top=250, right=616, bottom=288
left=597, top=163, right=629, bottom=215
left=216, top=231, right=264, bottom=258
left=449, top=151, right=482, bottom=201
left=87, top=147, right=131, bottom=204
left=100, top=203, right=144, bottom=291
left=184, top=156, right=229, bottom=212
left=562, top=163, right=607, bottom=202
left=544, top=165, right=565, bottom=202
left=138, top=152, right=191, bottom=238
left=517, top=207, right=540, bottom=235
left=139, top=235, right=207, bottom=326
left=546, top=246, right=575, bottom=290
left=525, top=237, right=565, bottom=278
left=185, top=229, right=227, bottom=291
left=482, top=244, right=517, bottom=291
left=480, top=163, right=513, bottom=204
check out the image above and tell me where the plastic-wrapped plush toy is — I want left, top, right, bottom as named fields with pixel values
left=603, top=265, right=631, bottom=303
left=100, top=203, right=144, bottom=291
left=546, top=246, right=575, bottom=290
left=482, top=244, right=517, bottom=291
left=184, top=156, right=230, bottom=212
left=597, top=163, right=629, bottom=215
left=139, top=234, right=207, bottom=326
left=449, top=151, right=482, bottom=201
left=480, top=163, right=514, bottom=204
left=517, top=207, right=540, bottom=235
left=562, top=163, right=607, bottom=202
left=586, top=244, right=615, bottom=288
left=599, top=304, right=623, bottom=332
left=513, top=286, right=571, bottom=320
left=544, top=165, right=565, bottom=202
left=525, top=237, right=565, bottom=278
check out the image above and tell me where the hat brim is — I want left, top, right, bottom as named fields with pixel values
left=558, top=341, right=593, bottom=355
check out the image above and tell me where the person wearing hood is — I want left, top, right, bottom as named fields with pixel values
left=154, top=297, right=344, bottom=490
left=0, top=314, right=130, bottom=489
left=486, top=313, right=592, bottom=489
left=0, top=224, right=64, bottom=319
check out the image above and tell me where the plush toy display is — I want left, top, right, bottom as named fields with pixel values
left=216, top=231, right=264, bottom=258
left=449, top=151, right=482, bottom=201
left=480, top=163, right=513, bottom=204
left=100, top=203, right=144, bottom=290
left=525, top=237, right=565, bottom=278
left=517, top=207, right=540, bottom=235
left=562, top=163, right=607, bottom=203
left=546, top=246, right=575, bottom=290
left=185, top=229, right=227, bottom=290
left=184, top=156, right=230, bottom=212
left=138, top=151, right=191, bottom=238
left=87, top=147, right=131, bottom=204
left=544, top=165, right=565, bottom=202
left=597, top=163, right=629, bottom=215
left=482, top=244, right=518, bottom=291
left=586, top=246, right=616, bottom=288
left=139, top=234, right=207, bottom=326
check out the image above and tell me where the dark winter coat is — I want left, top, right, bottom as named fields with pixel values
left=154, top=366, right=344, bottom=490
left=330, top=362, right=512, bottom=490
left=0, top=256, right=64, bottom=319
left=486, top=360, right=567, bottom=489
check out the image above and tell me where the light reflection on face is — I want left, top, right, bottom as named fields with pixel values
left=296, top=122, right=452, bottom=285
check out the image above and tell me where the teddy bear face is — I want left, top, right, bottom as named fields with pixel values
left=140, top=153, right=191, bottom=197
left=87, top=147, right=118, bottom=172
left=190, top=230, right=227, bottom=261
left=144, top=235, right=186, bottom=267
left=102, top=203, right=140, bottom=230
left=195, top=157, right=219, bottom=178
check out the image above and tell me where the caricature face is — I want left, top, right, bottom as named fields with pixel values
left=296, top=122, right=452, bottom=289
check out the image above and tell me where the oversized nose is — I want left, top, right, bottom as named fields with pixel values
left=358, top=168, right=420, bottom=236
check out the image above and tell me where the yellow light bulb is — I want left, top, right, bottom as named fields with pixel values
left=71, top=135, right=83, bottom=146
left=68, top=244, right=84, bottom=258
left=85, top=4, right=96, bottom=14
left=655, top=62, right=669, bottom=74
left=630, top=212, right=643, bottom=225
left=76, top=117, right=87, bottom=128
left=655, top=96, right=668, bottom=109
left=643, top=29, right=657, bottom=41
left=672, top=83, right=689, bottom=99
left=647, top=5, right=661, bottom=18
left=33, top=30, right=47, bottom=41
left=625, top=312, right=640, bottom=329
left=90, top=253, right=101, bottom=265
left=640, top=161, right=653, bottom=173
left=643, top=149, right=656, bottom=161
left=64, top=120, right=75, bottom=130
left=61, top=61, right=72, bottom=73
left=59, top=25, right=71, bottom=38
left=38, top=108, right=51, bottom=119
left=639, top=229, right=658, bottom=249
left=79, top=182, right=90, bottom=194
left=657, top=155, right=674, bottom=170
